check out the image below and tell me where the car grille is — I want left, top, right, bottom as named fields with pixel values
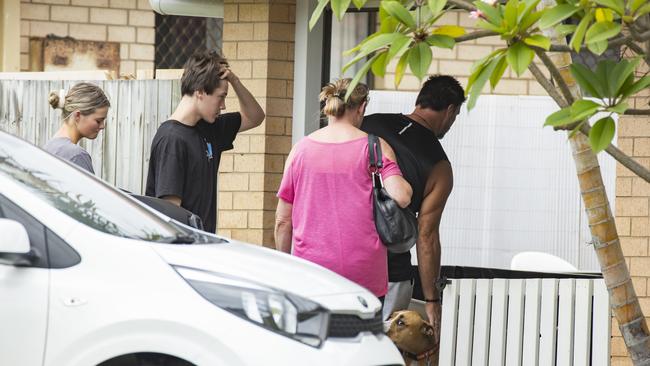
left=327, top=312, right=383, bottom=338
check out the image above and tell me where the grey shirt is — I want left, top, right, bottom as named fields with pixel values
left=43, top=137, right=95, bottom=174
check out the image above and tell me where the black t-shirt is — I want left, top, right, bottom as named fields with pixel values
left=145, top=113, right=242, bottom=233
left=361, top=113, right=449, bottom=281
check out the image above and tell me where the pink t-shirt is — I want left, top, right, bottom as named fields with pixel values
left=277, top=136, right=403, bottom=297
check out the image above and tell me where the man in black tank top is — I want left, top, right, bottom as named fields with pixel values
left=361, top=75, right=465, bottom=334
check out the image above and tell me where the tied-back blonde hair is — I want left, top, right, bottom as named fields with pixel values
left=319, top=79, right=369, bottom=118
left=48, top=82, right=111, bottom=121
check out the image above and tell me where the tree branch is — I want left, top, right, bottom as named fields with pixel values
left=528, top=62, right=568, bottom=108
left=535, top=49, right=575, bottom=105
left=454, top=30, right=498, bottom=43
left=625, top=109, right=650, bottom=115
left=579, top=124, right=650, bottom=183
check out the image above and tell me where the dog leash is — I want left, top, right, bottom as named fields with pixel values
left=399, top=348, right=436, bottom=366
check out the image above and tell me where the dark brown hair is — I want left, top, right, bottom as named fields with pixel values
left=181, top=49, right=229, bottom=96
left=319, top=79, right=369, bottom=118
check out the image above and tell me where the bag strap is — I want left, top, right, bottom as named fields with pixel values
left=368, top=134, right=384, bottom=188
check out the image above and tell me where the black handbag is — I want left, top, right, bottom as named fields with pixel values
left=368, top=134, right=418, bottom=253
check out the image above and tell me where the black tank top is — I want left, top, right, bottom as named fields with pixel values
left=361, top=113, right=449, bottom=281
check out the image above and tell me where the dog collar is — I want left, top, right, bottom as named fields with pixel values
left=399, top=347, right=437, bottom=362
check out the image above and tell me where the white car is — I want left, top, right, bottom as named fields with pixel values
left=0, top=131, right=403, bottom=366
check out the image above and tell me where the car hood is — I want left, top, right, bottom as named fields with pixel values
left=154, top=240, right=377, bottom=301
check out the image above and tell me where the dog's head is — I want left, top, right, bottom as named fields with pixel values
left=384, top=310, right=437, bottom=355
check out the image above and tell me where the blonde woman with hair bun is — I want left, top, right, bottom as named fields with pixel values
left=274, top=78, right=412, bottom=302
left=44, top=82, right=111, bottom=174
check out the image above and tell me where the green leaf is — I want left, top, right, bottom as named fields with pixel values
left=636, top=3, right=650, bottom=17
left=345, top=53, right=378, bottom=101
left=555, top=24, right=577, bottom=36
left=428, top=0, right=447, bottom=16
left=331, top=0, right=353, bottom=21
left=475, top=1, right=503, bottom=25
left=589, top=116, right=616, bottom=152
left=607, top=101, right=629, bottom=114
left=426, top=35, right=456, bottom=49
left=490, top=54, right=508, bottom=89
left=631, top=0, right=646, bottom=12
left=538, top=4, right=580, bottom=29
left=587, top=40, right=608, bottom=55
left=371, top=51, right=389, bottom=77
left=341, top=32, right=405, bottom=73
left=545, top=107, right=573, bottom=127
left=610, top=58, right=640, bottom=96
left=506, top=42, right=535, bottom=77
left=595, top=60, right=617, bottom=97
left=432, top=25, right=466, bottom=37
left=382, top=1, right=416, bottom=29
left=523, top=35, right=551, bottom=50
left=476, top=20, right=506, bottom=34
left=504, top=0, right=519, bottom=27
left=380, top=16, right=400, bottom=33
left=467, top=57, right=500, bottom=110
left=409, top=42, right=433, bottom=80
left=570, top=11, right=593, bottom=53
left=622, top=75, right=650, bottom=99
left=395, top=49, right=411, bottom=87
left=387, top=34, right=412, bottom=60
left=570, top=99, right=601, bottom=122
left=593, top=0, right=624, bottom=15
left=570, top=63, right=604, bottom=98
left=352, top=0, right=367, bottom=9
left=309, top=0, right=330, bottom=31
left=519, top=9, right=544, bottom=30
left=585, top=21, right=621, bottom=44
left=518, top=0, right=541, bottom=23
left=595, top=7, right=614, bottom=22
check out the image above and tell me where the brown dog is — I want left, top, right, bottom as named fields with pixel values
left=384, top=310, right=439, bottom=366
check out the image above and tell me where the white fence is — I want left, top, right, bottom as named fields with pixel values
left=0, top=79, right=181, bottom=195
left=439, top=278, right=610, bottom=365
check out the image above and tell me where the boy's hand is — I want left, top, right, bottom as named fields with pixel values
left=220, top=67, right=239, bottom=84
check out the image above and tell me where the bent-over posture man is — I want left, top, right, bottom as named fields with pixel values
left=361, top=74, right=465, bottom=337
left=146, top=50, right=265, bottom=233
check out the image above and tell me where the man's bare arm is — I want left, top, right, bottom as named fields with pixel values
left=221, top=69, right=265, bottom=132
left=417, top=160, right=453, bottom=326
left=161, top=195, right=182, bottom=207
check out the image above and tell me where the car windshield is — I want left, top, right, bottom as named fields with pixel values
left=0, top=133, right=220, bottom=244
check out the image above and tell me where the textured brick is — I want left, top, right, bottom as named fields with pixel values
left=219, top=173, right=249, bottom=191
left=492, top=79, right=528, bottom=95
left=268, top=23, right=294, bottom=42
left=232, top=135, right=250, bottom=153
left=456, top=45, right=494, bottom=61
left=21, top=21, right=30, bottom=36
left=620, top=236, right=648, bottom=256
left=20, top=37, right=29, bottom=53
left=90, top=7, right=127, bottom=25
left=269, top=4, right=288, bottom=22
left=129, top=9, right=154, bottom=27
left=632, top=177, right=650, bottom=196
left=119, top=60, right=135, bottom=75
left=20, top=54, right=29, bottom=71
left=265, top=154, right=285, bottom=173
left=611, top=336, right=627, bottom=356
left=631, top=217, right=650, bottom=237
left=35, top=0, right=71, bottom=4
left=616, top=217, right=631, bottom=236
left=266, top=98, right=292, bottom=117
left=438, top=60, right=474, bottom=77
left=633, top=277, right=647, bottom=296
left=237, top=41, right=269, bottom=60
left=618, top=138, right=634, bottom=155
left=268, top=41, right=288, bottom=60
left=119, top=43, right=129, bottom=59
left=249, top=173, right=265, bottom=191
left=631, top=257, right=650, bottom=276
left=220, top=154, right=234, bottom=172
left=616, top=197, right=648, bottom=217
left=137, top=0, right=150, bottom=10
left=234, top=154, right=265, bottom=172
left=69, top=23, right=105, bottom=41
left=135, top=60, right=154, bottom=70
left=71, top=0, right=107, bottom=6
left=30, top=21, right=68, bottom=37
left=218, top=192, right=233, bottom=210
left=218, top=211, right=247, bottom=228
left=253, top=22, right=268, bottom=40
left=265, top=135, right=292, bottom=154
left=224, top=23, right=254, bottom=41
left=109, top=0, right=136, bottom=8
left=249, top=210, right=264, bottom=229
left=51, top=5, right=89, bottom=22
left=224, top=4, right=238, bottom=21
left=107, top=25, right=135, bottom=42
left=268, top=60, right=293, bottom=79
left=617, top=177, right=632, bottom=196
left=136, top=27, right=154, bottom=44
left=129, top=44, right=154, bottom=60
left=634, top=138, right=650, bottom=156
left=619, top=116, right=650, bottom=137
left=233, top=192, right=264, bottom=209
left=21, top=3, right=50, bottom=20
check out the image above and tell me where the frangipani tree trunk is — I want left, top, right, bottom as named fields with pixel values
left=539, top=1, right=650, bottom=362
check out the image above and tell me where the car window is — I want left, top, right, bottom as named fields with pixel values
left=0, top=195, right=49, bottom=268
left=0, top=135, right=202, bottom=243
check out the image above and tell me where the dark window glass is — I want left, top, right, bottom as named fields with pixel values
left=155, top=15, right=223, bottom=69
left=0, top=195, right=48, bottom=268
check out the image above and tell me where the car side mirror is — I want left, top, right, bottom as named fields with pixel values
left=0, top=219, right=37, bottom=266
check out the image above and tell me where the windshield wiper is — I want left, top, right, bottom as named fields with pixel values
left=156, top=234, right=196, bottom=244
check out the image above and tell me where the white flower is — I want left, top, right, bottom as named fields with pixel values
left=481, top=0, right=498, bottom=5
left=469, top=10, right=485, bottom=19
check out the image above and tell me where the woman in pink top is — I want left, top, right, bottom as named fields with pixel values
left=274, top=79, right=412, bottom=299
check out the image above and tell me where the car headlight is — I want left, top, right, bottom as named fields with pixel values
left=174, top=266, right=330, bottom=347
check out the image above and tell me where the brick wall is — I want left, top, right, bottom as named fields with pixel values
left=612, top=57, right=650, bottom=365
left=374, top=10, right=548, bottom=96
left=19, top=0, right=155, bottom=75
left=217, top=0, right=294, bottom=247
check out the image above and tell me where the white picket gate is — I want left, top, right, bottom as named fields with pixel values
left=439, top=278, right=610, bottom=365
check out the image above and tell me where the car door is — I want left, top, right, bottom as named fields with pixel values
left=0, top=195, right=50, bottom=366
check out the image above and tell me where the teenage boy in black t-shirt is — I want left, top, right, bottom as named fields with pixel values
left=361, top=75, right=465, bottom=336
left=145, top=50, right=265, bottom=233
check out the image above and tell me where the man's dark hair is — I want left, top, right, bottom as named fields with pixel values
left=415, top=75, right=466, bottom=111
left=181, top=49, right=229, bottom=96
